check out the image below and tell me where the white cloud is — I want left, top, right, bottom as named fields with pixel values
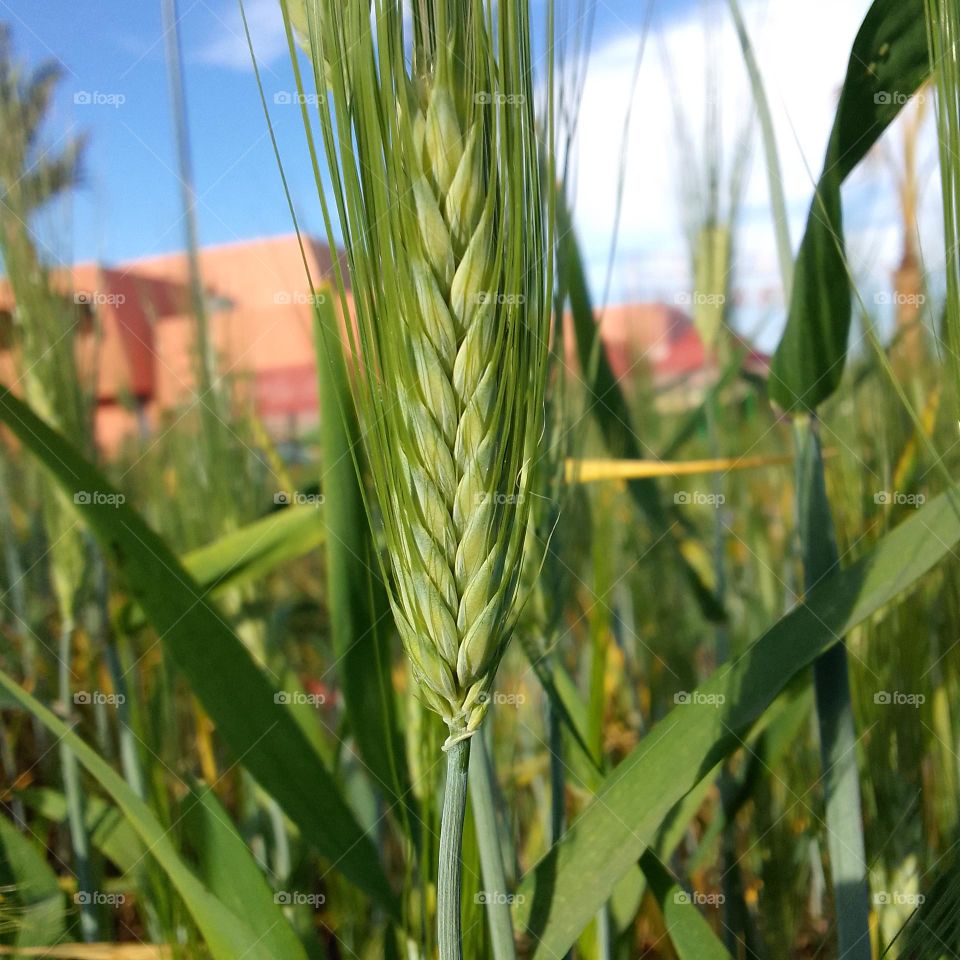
left=195, top=0, right=288, bottom=71
left=566, top=0, right=942, bottom=347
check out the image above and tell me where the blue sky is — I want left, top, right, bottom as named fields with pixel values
left=10, top=0, right=323, bottom=263
left=6, top=0, right=941, bottom=347
left=10, top=0, right=691, bottom=265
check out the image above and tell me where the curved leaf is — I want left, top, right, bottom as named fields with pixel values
left=180, top=783, right=309, bottom=960
left=0, top=812, right=65, bottom=947
left=0, top=672, right=288, bottom=960
left=640, top=850, right=732, bottom=960
left=0, top=385, right=396, bottom=913
left=122, top=504, right=325, bottom=633
left=769, top=0, right=929, bottom=410
left=514, top=485, right=960, bottom=956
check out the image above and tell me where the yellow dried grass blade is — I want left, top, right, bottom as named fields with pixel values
left=568, top=454, right=798, bottom=484
left=0, top=947, right=171, bottom=959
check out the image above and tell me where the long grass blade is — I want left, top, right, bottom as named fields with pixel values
left=0, top=671, right=295, bottom=960
left=0, top=385, right=396, bottom=912
left=513, top=483, right=960, bottom=956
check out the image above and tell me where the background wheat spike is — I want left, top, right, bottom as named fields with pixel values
left=300, top=0, right=551, bottom=749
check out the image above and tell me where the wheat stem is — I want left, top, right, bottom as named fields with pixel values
left=59, top=616, right=97, bottom=941
left=438, top=737, right=471, bottom=960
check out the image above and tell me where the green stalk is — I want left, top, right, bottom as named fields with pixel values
left=732, top=5, right=870, bottom=950
left=925, top=0, right=960, bottom=397
left=726, top=0, right=793, bottom=297
left=795, top=416, right=870, bottom=959
left=545, top=687, right=573, bottom=960
left=439, top=738, right=471, bottom=960
left=160, top=0, right=223, bottom=473
left=548, top=687, right=565, bottom=847
left=59, top=616, right=97, bottom=941
left=469, top=732, right=516, bottom=960
left=596, top=907, right=612, bottom=959
left=103, top=641, right=145, bottom=799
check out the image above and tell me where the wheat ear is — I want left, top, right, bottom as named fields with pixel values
left=298, top=0, right=549, bottom=749
left=290, top=1, right=551, bottom=955
left=388, top=70, right=523, bottom=750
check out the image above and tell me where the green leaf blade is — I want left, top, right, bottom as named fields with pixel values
left=514, top=485, right=960, bottom=956
left=0, top=386, right=396, bottom=914
left=769, top=0, right=930, bottom=411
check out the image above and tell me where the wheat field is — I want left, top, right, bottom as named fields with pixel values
left=1, top=0, right=960, bottom=958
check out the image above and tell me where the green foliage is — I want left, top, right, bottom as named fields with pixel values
left=0, top=385, right=396, bottom=912
left=0, top=812, right=66, bottom=947
left=514, top=484, right=960, bottom=957
left=769, top=0, right=930, bottom=410
left=314, top=294, right=411, bottom=823
left=0, top=671, right=292, bottom=960
left=4, top=2, right=960, bottom=958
